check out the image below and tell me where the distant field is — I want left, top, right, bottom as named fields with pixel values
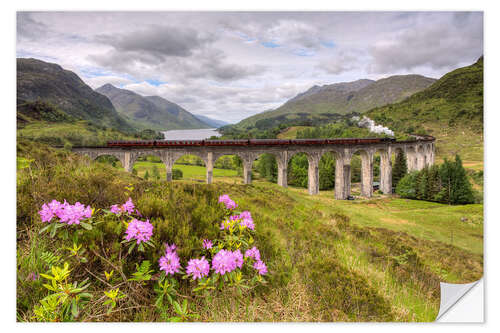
left=277, top=126, right=313, bottom=139
left=132, top=161, right=238, bottom=180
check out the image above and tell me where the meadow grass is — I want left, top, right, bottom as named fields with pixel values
left=131, top=161, right=238, bottom=180
left=16, top=140, right=483, bottom=322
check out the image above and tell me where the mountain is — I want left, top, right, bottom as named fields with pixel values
left=234, top=74, right=436, bottom=129
left=17, top=58, right=133, bottom=132
left=96, top=84, right=210, bottom=131
left=193, top=114, right=229, bottom=128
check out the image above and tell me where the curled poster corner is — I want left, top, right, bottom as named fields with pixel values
left=436, top=278, right=483, bottom=322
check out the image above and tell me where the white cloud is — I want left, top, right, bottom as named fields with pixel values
left=16, top=12, right=483, bottom=124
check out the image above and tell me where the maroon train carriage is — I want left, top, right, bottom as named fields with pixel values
left=106, top=137, right=401, bottom=148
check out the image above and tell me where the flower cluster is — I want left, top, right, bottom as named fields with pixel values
left=159, top=243, right=181, bottom=275
left=38, top=200, right=92, bottom=225
left=245, top=246, right=267, bottom=275
left=124, top=219, right=154, bottom=244
left=202, top=239, right=213, bottom=250
left=211, top=249, right=238, bottom=275
left=218, top=194, right=237, bottom=210
left=238, top=211, right=255, bottom=230
left=110, top=198, right=136, bottom=215
left=186, top=257, right=210, bottom=280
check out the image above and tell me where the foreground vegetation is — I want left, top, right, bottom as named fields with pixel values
left=17, top=139, right=483, bottom=322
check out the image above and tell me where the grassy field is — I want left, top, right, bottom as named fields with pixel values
left=17, top=140, right=483, bottom=322
left=277, top=126, right=313, bottom=139
left=131, top=161, right=238, bottom=181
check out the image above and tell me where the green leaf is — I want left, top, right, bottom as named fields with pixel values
left=173, top=301, right=182, bottom=315
left=39, top=224, right=52, bottom=234
left=71, top=299, right=78, bottom=318
left=80, top=222, right=92, bottom=230
left=128, top=242, right=136, bottom=254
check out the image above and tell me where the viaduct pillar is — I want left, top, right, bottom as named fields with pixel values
left=379, top=149, right=392, bottom=194
left=206, top=152, right=214, bottom=184
left=334, top=153, right=350, bottom=200
left=242, top=156, right=253, bottom=184
left=307, top=153, right=320, bottom=195
left=360, top=150, right=374, bottom=198
left=276, top=152, right=288, bottom=188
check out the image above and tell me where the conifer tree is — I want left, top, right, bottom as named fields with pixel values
left=392, top=151, right=408, bottom=187
left=450, top=155, right=475, bottom=204
left=144, top=170, right=150, bottom=180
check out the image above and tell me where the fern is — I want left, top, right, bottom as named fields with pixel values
left=40, top=251, right=62, bottom=269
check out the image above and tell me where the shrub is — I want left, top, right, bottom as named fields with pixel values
left=172, top=169, right=183, bottom=180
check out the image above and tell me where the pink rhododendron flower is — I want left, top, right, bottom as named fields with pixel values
left=110, top=204, right=121, bottom=214
left=233, top=249, right=243, bottom=269
left=218, top=194, right=237, bottom=210
left=253, top=260, right=267, bottom=275
left=212, top=249, right=237, bottom=275
left=244, top=246, right=261, bottom=261
left=186, top=257, right=210, bottom=280
left=39, top=200, right=92, bottom=225
left=202, top=239, right=213, bottom=249
left=238, top=211, right=255, bottom=230
left=159, top=246, right=181, bottom=275
left=110, top=197, right=135, bottom=215
left=125, top=219, right=154, bottom=244
left=164, top=243, right=177, bottom=254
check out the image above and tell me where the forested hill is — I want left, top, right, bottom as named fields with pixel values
left=16, top=58, right=133, bottom=132
left=366, top=57, right=483, bottom=134
left=366, top=57, right=483, bottom=164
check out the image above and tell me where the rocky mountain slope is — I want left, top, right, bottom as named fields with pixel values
left=96, top=84, right=210, bottom=131
left=234, top=74, right=436, bottom=130
left=17, top=58, right=133, bottom=132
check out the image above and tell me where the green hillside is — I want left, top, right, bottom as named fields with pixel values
left=17, top=140, right=482, bottom=322
left=367, top=57, right=483, bottom=165
left=17, top=58, right=133, bottom=132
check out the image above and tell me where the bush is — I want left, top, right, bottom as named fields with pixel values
left=172, top=169, right=183, bottom=180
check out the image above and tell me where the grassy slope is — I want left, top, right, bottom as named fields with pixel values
left=17, top=120, right=138, bottom=146
left=367, top=57, right=483, bottom=166
left=17, top=141, right=482, bottom=322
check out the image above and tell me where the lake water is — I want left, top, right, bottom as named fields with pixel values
left=162, top=128, right=221, bottom=140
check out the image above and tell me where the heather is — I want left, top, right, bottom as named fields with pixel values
left=17, top=139, right=483, bottom=321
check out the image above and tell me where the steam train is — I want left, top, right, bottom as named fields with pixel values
left=106, top=137, right=398, bottom=148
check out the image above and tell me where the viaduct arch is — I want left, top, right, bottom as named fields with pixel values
left=73, top=137, right=435, bottom=200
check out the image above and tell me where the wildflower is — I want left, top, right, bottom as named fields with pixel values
left=186, top=257, right=210, bottom=280
left=233, top=249, right=243, bottom=269
left=212, top=249, right=237, bottom=275
left=39, top=202, right=57, bottom=222
left=122, top=198, right=135, bottom=214
left=218, top=194, right=237, bottom=210
left=164, top=243, right=177, bottom=254
left=159, top=246, right=181, bottom=275
left=124, top=219, right=154, bottom=244
left=109, top=197, right=135, bottom=215
left=110, top=204, right=121, bottom=214
left=39, top=200, right=92, bottom=225
left=253, top=260, right=268, bottom=275
left=238, top=211, right=255, bottom=230
left=244, top=246, right=261, bottom=261
left=202, top=239, right=213, bottom=250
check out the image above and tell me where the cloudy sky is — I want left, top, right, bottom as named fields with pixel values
left=16, top=11, right=483, bottom=123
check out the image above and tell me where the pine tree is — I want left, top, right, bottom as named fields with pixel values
left=450, top=155, right=475, bottom=204
left=144, top=170, right=150, bottom=180
left=152, top=165, right=160, bottom=180
left=427, top=165, right=441, bottom=201
left=392, top=151, right=408, bottom=187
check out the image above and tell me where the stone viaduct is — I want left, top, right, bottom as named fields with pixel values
left=72, top=137, right=435, bottom=200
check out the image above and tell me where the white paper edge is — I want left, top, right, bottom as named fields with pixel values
left=436, top=278, right=484, bottom=322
